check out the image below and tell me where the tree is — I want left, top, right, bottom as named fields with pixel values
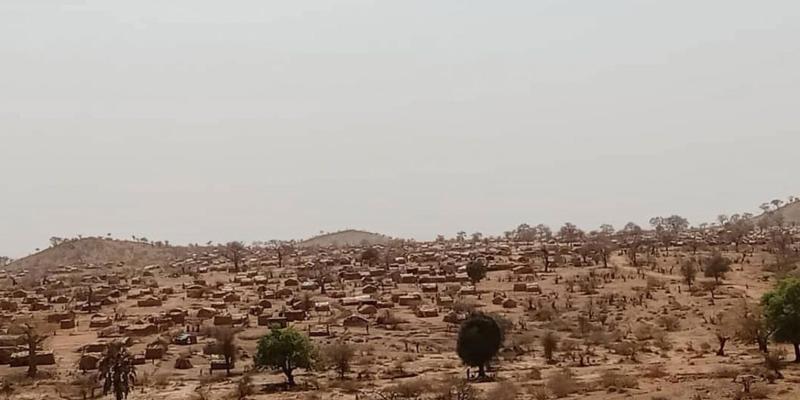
left=98, top=342, right=136, bottom=400
left=323, top=341, right=355, bottom=379
left=224, top=241, right=246, bottom=272
left=703, top=253, right=732, bottom=284
left=470, top=232, right=483, bottom=243
left=587, top=225, right=615, bottom=267
left=457, top=313, right=502, bottom=379
left=762, top=277, right=800, bottom=362
left=456, top=231, right=467, bottom=242
left=20, top=323, right=48, bottom=378
left=267, top=240, right=293, bottom=269
left=680, top=259, right=698, bottom=287
left=649, top=215, right=688, bottom=254
left=622, top=223, right=643, bottom=267
left=558, top=223, right=584, bottom=243
left=361, top=247, right=380, bottom=267
left=465, top=259, right=487, bottom=288
left=255, top=327, right=316, bottom=386
left=542, top=331, right=559, bottom=364
left=214, top=327, right=237, bottom=376
left=733, top=300, right=773, bottom=353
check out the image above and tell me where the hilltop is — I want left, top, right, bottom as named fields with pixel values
left=6, top=238, right=197, bottom=273
left=298, top=229, right=395, bottom=248
left=754, top=200, right=800, bottom=226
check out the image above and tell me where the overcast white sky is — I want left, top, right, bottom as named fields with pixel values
left=1, top=1, right=799, bottom=257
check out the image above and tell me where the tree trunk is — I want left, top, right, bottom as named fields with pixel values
left=286, top=370, right=295, bottom=386
left=27, top=346, right=36, bottom=378
left=757, top=337, right=768, bottom=353
left=794, top=343, right=800, bottom=363
left=477, top=364, right=486, bottom=378
left=716, top=337, right=728, bottom=356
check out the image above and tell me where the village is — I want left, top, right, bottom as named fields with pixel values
left=0, top=201, right=799, bottom=400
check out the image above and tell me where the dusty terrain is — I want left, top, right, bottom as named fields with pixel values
left=1, top=223, right=799, bottom=400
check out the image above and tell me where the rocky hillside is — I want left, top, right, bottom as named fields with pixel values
left=6, top=238, right=198, bottom=273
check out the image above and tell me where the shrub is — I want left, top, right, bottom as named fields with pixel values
left=598, top=369, right=638, bottom=389
left=547, top=368, right=577, bottom=398
left=486, top=381, right=518, bottom=400
left=529, top=386, right=549, bottom=400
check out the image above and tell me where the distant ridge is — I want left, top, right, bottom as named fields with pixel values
left=6, top=238, right=198, bottom=273
left=754, top=200, right=800, bottom=226
left=298, top=229, right=394, bottom=248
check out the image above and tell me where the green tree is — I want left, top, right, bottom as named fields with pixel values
left=98, top=342, right=136, bottom=400
left=703, top=253, right=732, bottom=284
left=762, top=277, right=800, bottom=362
left=456, top=313, right=503, bottom=379
left=255, top=327, right=316, bottom=386
left=465, top=259, right=487, bottom=288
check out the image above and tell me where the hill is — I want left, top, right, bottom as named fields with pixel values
left=6, top=238, right=197, bottom=273
left=298, top=229, right=395, bottom=248
left=754, top=200, right=800, bottom=226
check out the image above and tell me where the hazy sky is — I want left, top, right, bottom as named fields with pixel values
left=2, top=1, right=799, bottom=257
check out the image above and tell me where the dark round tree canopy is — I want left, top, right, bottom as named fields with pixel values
left=457, top=313, right=502, bottom=368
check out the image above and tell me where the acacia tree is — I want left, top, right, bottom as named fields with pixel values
left=255, top=327, right=316, bottom=386
left=622, top=223, right=643, bottom=267
left=267, top=240, right=294, bottom=269
left=680, top=259, right=698, bottom=287
left=703, top=253, right=732, bottom=284
left=214, top=327, right=237, bottom=376
left=762, top=277, right=800, bottom=362
left=224, top=241, right=246, bottom=272
left=21, top=323, right=48, bottom=378
left=466, top=259, right=487, bottom=288
left=323, top=341, right=356, bottom=379
left=97, top=342, right=136, bottom=400
left=733, top=300, right=773, bottom=353
left=457, top=313, right=503, bottom=379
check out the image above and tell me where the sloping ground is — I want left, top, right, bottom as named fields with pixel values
left=7, top=238, right=195, bottom=272
left=298, top=229, right=394, bottom=247
left=754, top=201, right=800, bottom=225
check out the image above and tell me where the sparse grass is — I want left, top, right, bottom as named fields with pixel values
left=598, top=369, right=638, bottom=390
left=547, top=368, right=578, bottom=398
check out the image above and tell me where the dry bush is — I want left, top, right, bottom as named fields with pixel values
left=658, top=315, right=681, bottom=332
left=235, top=373, right=253, bottom=400
left=542, top=331, right=559, bottom=363
left=528, top=386, right=549, bottom=400
left=598, top=369, right=638, bottom=390
left=153, top=373, right=170, bottom=388
left=547, top=368, right=578, bottom=398
left=434, top=378, right=478, bottom=400
left=643, top=364, right=668, bottom=378
left=713, top=366, right=739, bottom=379
left=330, top=379, right=363, bottom=394
left=385, top=378, right=433, bottom=399
left=323, top=341, right=356, bottom=379
left=633, top=324, right=655, bottom=341
left=485, top=381, right=518, bottom=400
left=526, top=367, right=542, bottom=380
